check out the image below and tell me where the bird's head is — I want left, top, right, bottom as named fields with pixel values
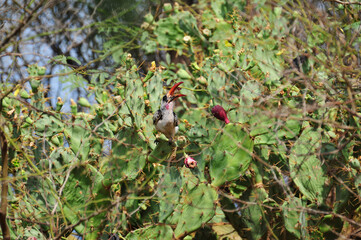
left=161, top=82, right=186, bottom=110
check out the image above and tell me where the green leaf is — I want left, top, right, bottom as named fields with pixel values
left=158, top=166, right=182, bottom=222
left=173, top=183, right=217, bottom=238
left=35, top=115, right=64, bottom=137
left=177, top=69, right=192, bottom=79
left=63, top=165, right=110, bottom=239
left=148, top=140, right=174, bottom=164
left=126, top=225, right=173, bottom=240
left=210, top=21, right=234, bottom=42
left=125, top=75, right=145, bottom=128
left=106, top=128, right=147, bottom=182
left=155, top=17, right=184, bottom=49
left=289, top=127, right=330, bottom=203
left=240, top=188, right=268, bottom=239
left=355, top=173, right=361, bottom=197
left=147, top=73, right=164, bottom=113
left=210, top=124, right=253, bottom=187
left=282, top=197, right=309, bottom=238
left=254, top=47, right=283, bottom=84
left=66, top=56, right=81, bottom=65
left=212, top=224, right=242, bottom=240
left=64, top=118, right=91, bottom=161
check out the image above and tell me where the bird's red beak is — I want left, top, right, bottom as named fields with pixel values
left=167, top=82, right=186, bottom=102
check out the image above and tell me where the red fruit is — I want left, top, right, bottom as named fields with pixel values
left=211, top=105, right=230, bottom=124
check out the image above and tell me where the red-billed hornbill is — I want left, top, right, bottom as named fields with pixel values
left=153, top=82, right=185, bottom=143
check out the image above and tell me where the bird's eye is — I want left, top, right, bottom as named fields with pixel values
left=162, top=95, right=167, bottom=101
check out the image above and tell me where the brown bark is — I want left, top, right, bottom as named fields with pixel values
left=0, top=128, right=10, bottom=240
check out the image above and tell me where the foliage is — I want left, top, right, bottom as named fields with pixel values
left=0, top=0, right=361, bottom=239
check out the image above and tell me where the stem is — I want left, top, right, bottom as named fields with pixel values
left=0, top=129, right=10, bottom=240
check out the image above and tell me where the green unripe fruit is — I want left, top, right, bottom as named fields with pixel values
left=25, top=117, right=33, bottom=125
left=51, top=135, right=60, bottom=146
left=70, top=99, right=77, bottom=115
left=30, top=79, right=41, bottom=92
left=144, top=13, right=153, bottom=23
left=38, top=66, right=46, bottom=75
left=143, top=71, right=154, bottom=83
left=102, top=91, right=109, bottom=103
left=2, top=97, right=10, bottom=108
left=20, top=90, right=31, bottom=99
left=78, top=97, right=91, bottom=108
left=191, top=62, right=200, bottom=71
left=56, top=97, right=64, bottom=112
left=21, top=123, right=30, bottom=128
left=163, top=3, right=172, bottom=12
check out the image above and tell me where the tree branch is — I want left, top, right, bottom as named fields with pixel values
left=0, top=0, right=48, bottom=51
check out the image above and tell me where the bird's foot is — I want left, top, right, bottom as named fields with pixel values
left=168, top=138, right=176, bottom=147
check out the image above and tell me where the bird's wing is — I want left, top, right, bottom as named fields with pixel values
left=153, top=110, right=162, bottom=125
left=173, top=112, right=179, bottom=127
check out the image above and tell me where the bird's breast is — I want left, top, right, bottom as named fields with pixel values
left=155, top=112, right=176, bottom=138
left=156, top=117, right=175, bottom=131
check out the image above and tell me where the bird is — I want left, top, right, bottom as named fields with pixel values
left=153, top=82, right=186, bottom=143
